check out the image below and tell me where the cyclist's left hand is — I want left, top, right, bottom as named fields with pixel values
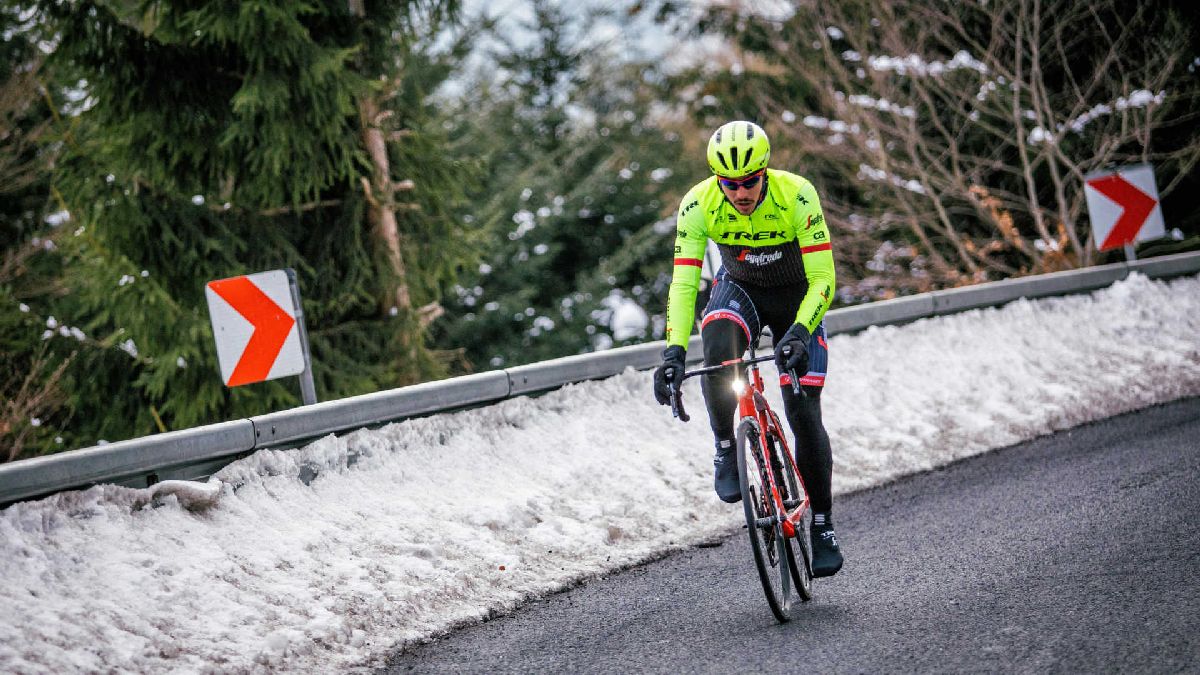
left=775, top=323, right=811, bottom=376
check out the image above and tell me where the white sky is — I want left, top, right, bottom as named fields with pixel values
left=2, top=272, right=1198, bottom=672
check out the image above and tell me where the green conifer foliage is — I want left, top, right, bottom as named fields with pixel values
left=25, top=0, right=471, bottom=450
left=432, top=1, right=694, bottom=370
left=1, top=4, right=77, bottom=460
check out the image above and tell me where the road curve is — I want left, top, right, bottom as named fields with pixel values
left=381, top=397, right=1200, bottom=673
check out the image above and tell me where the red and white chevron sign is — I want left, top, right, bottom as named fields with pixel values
left=205, top=270, right=304, bottom=387
left=1083, top=165, right=1165, bottom=252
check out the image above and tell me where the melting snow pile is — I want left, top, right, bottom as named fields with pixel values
left=1, top=273, right=1198, bottom=672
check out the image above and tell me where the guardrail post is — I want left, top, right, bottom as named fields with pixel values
left=286, top=268, right=318, bottom=406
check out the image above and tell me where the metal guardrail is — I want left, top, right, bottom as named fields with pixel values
left=0, top=422, right=256, bottom=504
left=249, top=371, right=513, bottom=448
left=2, top=250, right=1198, bottom=506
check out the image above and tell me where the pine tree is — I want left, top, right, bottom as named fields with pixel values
left=431, top=0, right=695, bottom=369
left=24, top=0, right=474, bottom=449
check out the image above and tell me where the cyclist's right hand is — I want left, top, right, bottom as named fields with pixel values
left=653, top=345, right=687, bottom=405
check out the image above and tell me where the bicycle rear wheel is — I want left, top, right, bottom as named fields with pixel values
left=765, top=425, right=813, bottom=601
left=787, top=510, right=814, bottom=601
left=736, top=418, right=793, bottom=622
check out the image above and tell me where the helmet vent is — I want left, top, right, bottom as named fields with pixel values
left=745, top=123, right=755, bottom=140
left=716, top=151, right=730, bottom=171
left=730, top=146, right=740, bottom=170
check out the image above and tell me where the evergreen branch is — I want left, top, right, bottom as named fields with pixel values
left=149, top=405, right=168, bottom=434
left=257, top=200, right=343, bottom=217
left=125, top=175, right=342, bottom=218
left=360, top=176, right=379, bottom=207
left=418, top=301, right=444, bottom=327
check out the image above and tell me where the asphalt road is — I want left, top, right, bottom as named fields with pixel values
left=381, top=397, right=1200, bottom=674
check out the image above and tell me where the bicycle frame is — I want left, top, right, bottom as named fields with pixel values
left=670, top=350, right=810, bottom=538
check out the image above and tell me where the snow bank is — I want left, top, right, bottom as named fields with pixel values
left=2, top=273, right=1198, bottom=673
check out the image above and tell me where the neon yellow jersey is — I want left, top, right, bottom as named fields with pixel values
left=665, top=169, right=836, bottom=348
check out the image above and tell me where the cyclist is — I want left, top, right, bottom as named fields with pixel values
left=652, top=120, right=843, bottom=577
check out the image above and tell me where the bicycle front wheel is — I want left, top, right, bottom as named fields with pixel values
left=736, top=418, right=793, bottom=623
left=765, top=424, right=814, bottom=602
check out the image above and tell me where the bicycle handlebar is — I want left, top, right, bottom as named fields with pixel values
left=677, top=353, right=776, bottom=381
left=668, top=354, right=805, bottom=422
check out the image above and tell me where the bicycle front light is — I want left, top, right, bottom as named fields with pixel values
left=731, top=378, right=746, bottom=395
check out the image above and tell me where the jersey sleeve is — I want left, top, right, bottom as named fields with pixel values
left=664, top=194, right=709, bottom=349
left=793, top=179, right=836, bottom=332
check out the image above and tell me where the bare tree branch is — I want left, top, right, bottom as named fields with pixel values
left=730, top=0, right=1195, bottom=290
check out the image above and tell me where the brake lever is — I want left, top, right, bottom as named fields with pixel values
left=788, top=369, right=806, bottom=397
left=780, top=344, right=806, bottom=398
left=669, top=382, right=690, bottom=422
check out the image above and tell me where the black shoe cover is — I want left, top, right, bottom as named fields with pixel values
left=713, top=442, right=741, bottom=503
left=810, top=524, right=843, bottom=577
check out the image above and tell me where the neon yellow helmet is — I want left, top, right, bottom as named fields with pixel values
left=707, top=121, right=770, bottom=177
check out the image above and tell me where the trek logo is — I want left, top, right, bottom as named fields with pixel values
left=806, top=213, right=824, bottom=229
left=727, top=213, right=738, bottom=222
left=680, top=200, right=699, bottom=216
left=797, top=194, right=809, bottom=206
left=738, top=249, right=783, bottom=266
left=765, top=213, right=779, bottom=220
left=719, top=230, right=786, bottom=242
left=677, top=230, right=688, bottom=238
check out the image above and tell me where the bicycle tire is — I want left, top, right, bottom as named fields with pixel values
left=736, top=418, right=793, bottom=622
left=765, top=425, right=814, bottom=601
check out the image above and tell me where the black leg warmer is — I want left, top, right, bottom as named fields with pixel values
left=699, top=319, right=747, bottom=442
left=781, top=386, right=834, bottom=514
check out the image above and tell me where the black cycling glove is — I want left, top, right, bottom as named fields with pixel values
left=653, top=345, right=687, bottom=405
left=774, top=323, right=811, bottom=376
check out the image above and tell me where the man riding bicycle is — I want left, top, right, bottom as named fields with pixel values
left=653, top=120, right=843, bottom=577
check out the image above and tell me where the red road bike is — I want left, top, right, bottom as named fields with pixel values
left=669, top=348, right=814, bottom=622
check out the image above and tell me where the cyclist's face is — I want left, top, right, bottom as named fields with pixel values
left=718, top=170, right=765, bottom=215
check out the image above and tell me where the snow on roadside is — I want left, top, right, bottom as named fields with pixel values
left=1, top=273, right=1198, bottom=673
